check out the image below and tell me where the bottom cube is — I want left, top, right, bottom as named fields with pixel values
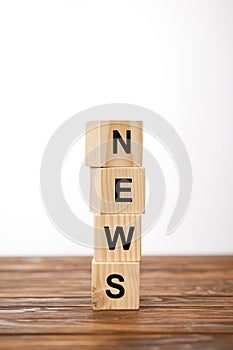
left=92, top=260, right=140, bottom=310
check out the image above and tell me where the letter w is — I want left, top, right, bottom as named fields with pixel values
left=104, top=226, right=135, bottom=250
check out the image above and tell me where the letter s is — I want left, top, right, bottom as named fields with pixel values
left=105, top=274, right=125, bottom=299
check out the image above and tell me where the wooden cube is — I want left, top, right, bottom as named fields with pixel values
left=92, top=260, right=140, bottom=310
left=94, top=215, right=141, bottom=262
left=90, top=167, right=145, bottom=214
left=85, top=121, right=143, bottom=167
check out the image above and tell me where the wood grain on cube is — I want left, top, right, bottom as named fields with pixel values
left=85, top=120, right=143, bottom=167
left=92, top=260, right=140, bottom=310
left=90, top=167, right=145, bottom=214
left=94, top=214, right=141, bottom=262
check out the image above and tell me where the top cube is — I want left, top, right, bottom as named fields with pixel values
left=85, top=121, right=143, bottom=167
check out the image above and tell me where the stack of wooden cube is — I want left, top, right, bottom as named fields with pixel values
left=85, top=121, right=145, bottom=310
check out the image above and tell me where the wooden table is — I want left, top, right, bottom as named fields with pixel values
left=0, top=256, right=233, bottom=349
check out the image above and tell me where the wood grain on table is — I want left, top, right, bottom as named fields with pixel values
left=0, top=256, right=232, bottom=349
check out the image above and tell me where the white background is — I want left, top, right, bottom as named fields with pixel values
left=0, top=0, right=232, bottom=256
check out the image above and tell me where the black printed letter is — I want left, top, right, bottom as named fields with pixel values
left=113, top=130, right=131, bottom=154
left=115, top=178, right=132, bottom=202
left=105, top=274, right=125, bottom=299
left=104, top=226, right=135, bottom=250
